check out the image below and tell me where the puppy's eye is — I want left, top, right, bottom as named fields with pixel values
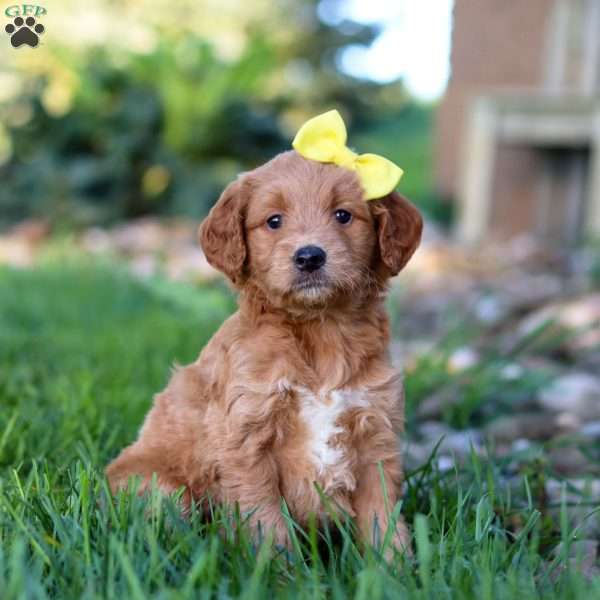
left=266, top=214, right=283, bottom=230
left=334, top=209, right=352, bottom=225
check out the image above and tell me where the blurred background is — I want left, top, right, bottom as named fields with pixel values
left=1, top=0, right=600, bottom=555
left=0, top=0, right=451, bottom=231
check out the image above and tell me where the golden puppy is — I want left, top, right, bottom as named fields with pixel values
left=106, top=150, right=422, bottom=552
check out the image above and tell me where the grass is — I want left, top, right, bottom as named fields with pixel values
left=0, top=261, right=599, bottom=598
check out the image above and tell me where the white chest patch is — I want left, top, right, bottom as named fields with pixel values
left=294, top=386, right=369, bottom=473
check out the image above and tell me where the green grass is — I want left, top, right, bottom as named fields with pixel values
left=0, top=262, right=599, bottom=598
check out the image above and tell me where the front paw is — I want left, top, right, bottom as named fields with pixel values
left=387, top=521, right=412, bottom=558
left=250, top=512, right=291, bottom=549
left=361, top=516, right=412, bottom=559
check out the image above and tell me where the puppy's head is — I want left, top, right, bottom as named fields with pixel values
left=200, top=151, right=422, bottom=308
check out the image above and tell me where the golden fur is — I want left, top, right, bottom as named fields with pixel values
left=106, top=150, right=423, bottom=551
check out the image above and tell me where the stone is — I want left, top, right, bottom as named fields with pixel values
left=581, top=421, right=600, bottom=439
left=0, top=219, right=50, bottom=267
left=545, top=479, right=600, bottom=540
left=499, top=362, right=524, bottom=381
left=546, top=478, right=600, bottom=502
left=166, top=246, right=217, bottom=281
left=511, top=438, right=533, bottom=453
left=496, top=270, right=563, bottom=313
left=129, top=254, right=157, bottom=279
left=389, top=339, right=435, bottom=371
left=419, top=423, right=482, bottom=459
left=550, top=540, right=599, bottom=582
left=418, top=421, right=453, bottom=441
left=436, top=456, right=455, bottom=472
left=447, top=346, right=479, bottom=372
left=446, top=429, right=481, bottom=457
left=81, top=227, right=112, bottom=254
left=474, top=294, right=509, bottom=325
left=485, top=412, right=577, bottom=444
left=416, top=388, right=460, bottom=420
left=111, top=218, right=169, bottom=255
left=518, top=294, right=600, bottom=353
left=403, top=441, right=432, bottom=468
left=547, top=447, right=600, bottom=476
left=538, top=373, right=600, bottom=420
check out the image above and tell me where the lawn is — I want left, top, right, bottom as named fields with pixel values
left=0, top=261, right=598, bottom=598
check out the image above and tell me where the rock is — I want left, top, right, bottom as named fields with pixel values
left=416, top=388, right=459, bottom=420
left=495, top=270, right=563, bottom=313
left=547, top=447, right=600, bottom=476
left=436, top=456, right=455, bottom=472
left=546, top=478, right=600, bottom=503
left=474, top=294, right=509, bottom=325
left=554, top=294, right=600, bottom=352
left=545, top=479, right=600, bottom=540
left=555, top=539, right=598, bottom=560
left=10, top=219, right=51, bottom=244
left=518, top=293, right=600, bottom=352
left=81, top=227, right=113, bottom=254
left=499, top=363, right=524, bottom=381
left=554, top=411, right=582, bottom=432
left=538, top=373, right=600, bottom=420
left=403, top=441, right=433, bottom=470
left=129, top=254, right=158, bottom=279
left=407, top=422, right=483, bottom=469
left=419, top=423, right=482, bottom=459
left=418, top=421, right=452, bottom=441
left=165, top=247, right=217, bottom=281
left=0, top=236, right=34, bottom=267
left=511, top=438, right=533, bottom=453
left=581, top=421, right=600, bottom=439
left=485, top=412, right=578, bottom=444
left=550, top=540, right=599, bottom=582
left=389, top=339, right=435, bottom=371
left=77, top=218, right=220, bottom=282
left=447, top=346, right=479, bottom=373
left=111, top=218, right=170, bottom=255
left=0, top=219, right=50, bottom=267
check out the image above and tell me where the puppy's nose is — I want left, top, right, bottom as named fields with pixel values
left=293, top=245, right=327, bottom=272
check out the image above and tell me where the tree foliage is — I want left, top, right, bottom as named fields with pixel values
left=0, top=0, right=428, bottom=228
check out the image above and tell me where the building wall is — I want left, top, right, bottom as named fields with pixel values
left=436, top=0, right=552, bottom=199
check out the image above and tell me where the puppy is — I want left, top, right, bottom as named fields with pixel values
left=106, top=150, right=422, bottom=552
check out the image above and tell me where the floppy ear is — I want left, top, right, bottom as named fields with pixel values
left=371, top=191, right=423, bottom=276
left=199, top=178, right=248, bottom=285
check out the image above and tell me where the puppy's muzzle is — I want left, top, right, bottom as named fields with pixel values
left=293, top=245, right=327, bottom=273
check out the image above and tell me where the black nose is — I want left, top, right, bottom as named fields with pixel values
left=293, top=245, right=327, bottom=272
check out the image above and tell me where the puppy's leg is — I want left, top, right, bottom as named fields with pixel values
left=219, top=448, right=289, bottom=547
left=352, top=445, right=410, bottom=555
left=215, top=386, right=294, bottom=547
left=105, top=441, right=188, bottom=500
left=106, top=365, right=207, bottom=507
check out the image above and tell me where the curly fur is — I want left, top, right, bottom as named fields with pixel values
left=106, top=150, right=422, bottom=551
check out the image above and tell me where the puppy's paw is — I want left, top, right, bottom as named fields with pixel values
left=385, top=521, right=412, bottom=560
left=360, top=517, right=412, bottom=561
left=255, top=517, right=290, bottom=549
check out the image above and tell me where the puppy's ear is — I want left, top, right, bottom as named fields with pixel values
left=371, top=191, right=423, bottom=276
left=199, top=178, right=248, bottom=285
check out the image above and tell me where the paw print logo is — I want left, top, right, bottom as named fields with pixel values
left=5, top=16, right=45, bottom=48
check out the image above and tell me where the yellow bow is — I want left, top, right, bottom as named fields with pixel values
left=292, top=109, right=403, bottom=200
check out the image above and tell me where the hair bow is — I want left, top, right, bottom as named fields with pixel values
left=292, top=109, right=403, bottom=200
